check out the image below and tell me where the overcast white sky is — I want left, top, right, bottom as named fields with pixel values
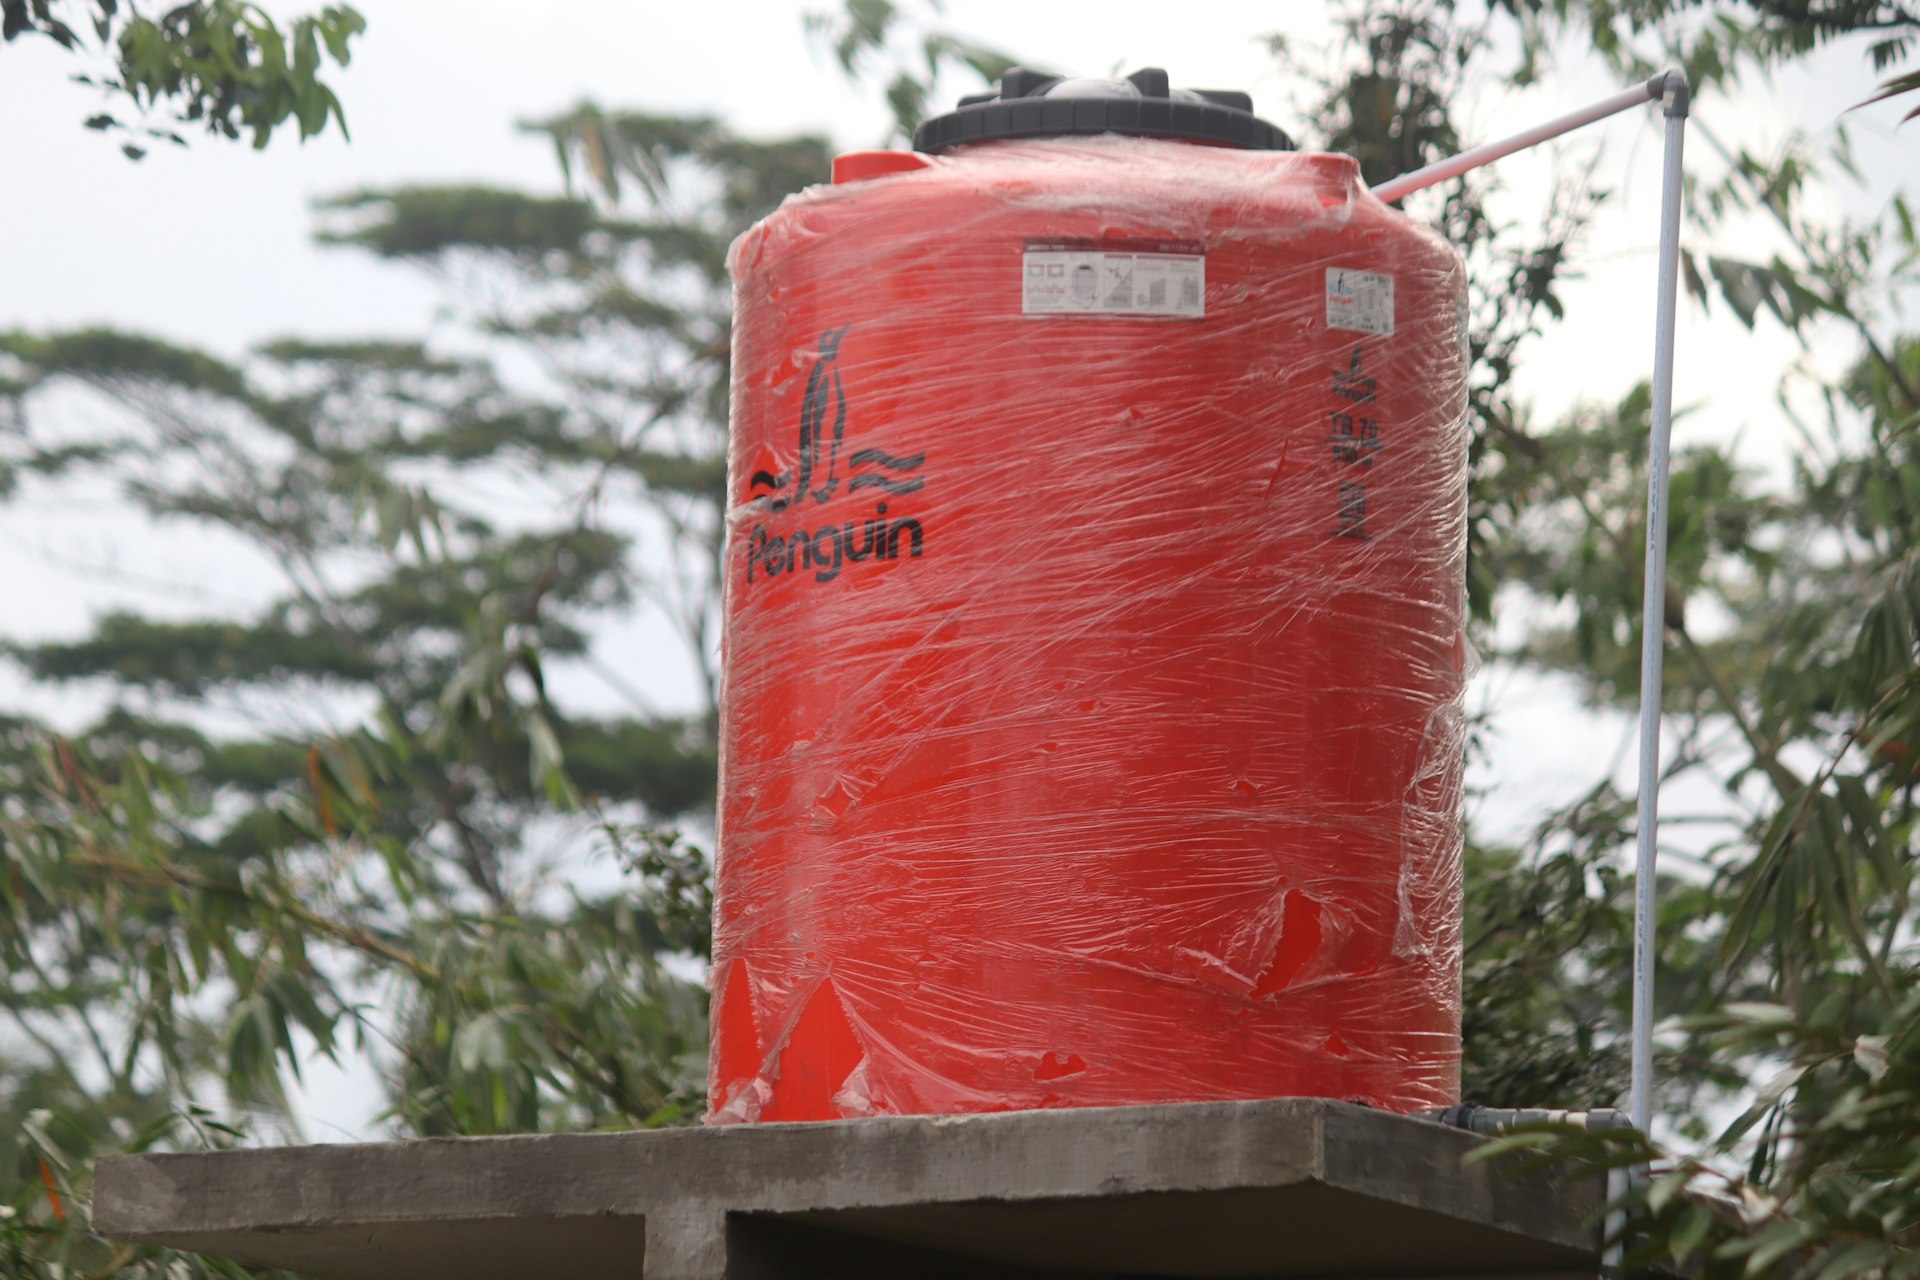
left=6, top=1, right=1891, bottom=360
left=2, top=0, right=1912, bottom=1138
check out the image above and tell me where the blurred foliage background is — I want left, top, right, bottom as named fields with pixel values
left=5, top=0, right=1920, bottom=1276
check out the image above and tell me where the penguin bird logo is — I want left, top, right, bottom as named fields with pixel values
left=748, top=324, right=925, bottom=512
left=750, top=325, right=851, bottom=512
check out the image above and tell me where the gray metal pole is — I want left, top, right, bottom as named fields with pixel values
left=1629, top=72, right=1689, bottom=1138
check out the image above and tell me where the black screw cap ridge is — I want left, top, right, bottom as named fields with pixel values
left=914, top=65, right=1294, bottom=154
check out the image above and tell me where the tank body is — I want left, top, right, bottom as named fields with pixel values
left=712, top=136, right=1470, bottom=1123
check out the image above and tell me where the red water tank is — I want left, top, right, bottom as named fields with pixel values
left=712, top=69, right=1469, bottom=1123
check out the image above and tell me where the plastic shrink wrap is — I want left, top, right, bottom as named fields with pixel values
left=712, top=81, right=1470, bottom=1123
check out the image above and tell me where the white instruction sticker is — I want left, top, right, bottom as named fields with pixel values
left=1023, top=238, right=1205, bottom=318
left=1326, top=267, right=1395, bottom=335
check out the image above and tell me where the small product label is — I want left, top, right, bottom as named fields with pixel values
left=1326, top=267, right=1395, bottom=336
left=1023, top=238, right=1205, bottom=318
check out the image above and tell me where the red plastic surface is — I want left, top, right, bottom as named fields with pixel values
left=713, top=137, right=1470, bottom=1122
left=831, top=149, right=933, bottom=184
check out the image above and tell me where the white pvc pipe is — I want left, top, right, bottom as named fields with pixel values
left=1629, top=78, right=1689, bottom=1140
left=1372, top=73, right=1690, bottom=1136
left=1371, top=79, right=1665, bottom=205
left=1367, top=74, right=1690, bottom=1276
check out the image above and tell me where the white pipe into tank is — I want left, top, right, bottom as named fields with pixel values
left=1369, top=75, right=1691, bottom=1163
left=1370, top=79, right=1666, bottom=205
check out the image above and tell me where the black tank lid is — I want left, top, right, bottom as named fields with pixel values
left=913, top=66, right=1293, bottom=154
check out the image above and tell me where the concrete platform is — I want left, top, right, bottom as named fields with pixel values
left=94, top=1098, right=1603, bottom=1280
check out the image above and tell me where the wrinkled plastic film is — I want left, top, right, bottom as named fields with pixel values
left=712, top=137, right=1470, bottom=1122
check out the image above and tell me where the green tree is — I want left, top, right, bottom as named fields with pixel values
left=0, top=110, right=827, bottom=1277
left=3, top=0, right=365, bottom=156
left=1433, top=1, right=1920, bottom=1273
